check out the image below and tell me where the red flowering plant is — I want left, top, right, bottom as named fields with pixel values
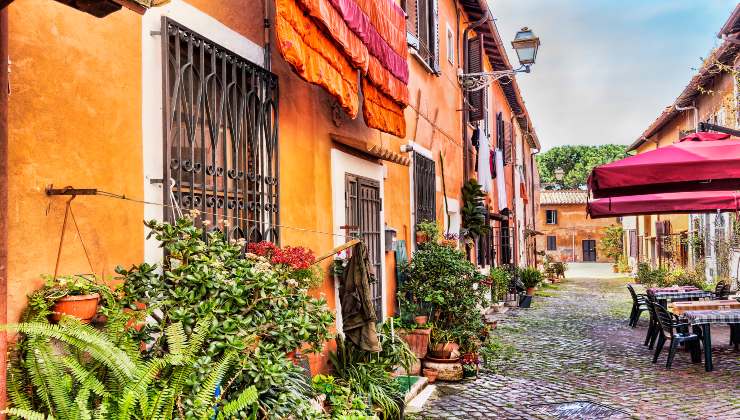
left=247, top=241, right=322, bottom=288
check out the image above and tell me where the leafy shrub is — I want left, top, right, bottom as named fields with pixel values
left=329, top=337, right=406, bottom=419
left=489, top=268, right=511, bottom=302
left=399, top=242, right=488, bottom=352
left=415, top=220, right=440, bottom=243
left=461, top=180, right=489, bottom=239
left=115, top=218, right=335, bottom=416
left=519, top=268, right=543, bottom=289
left=5, top=318, right=260, bottom=419
left=636, top=263, right=669, bottom=287
left=599, top=225, right=624, bottom=264
left=312, top=374, right=376, bottom=419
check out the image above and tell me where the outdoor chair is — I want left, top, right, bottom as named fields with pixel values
left=643, top=298, right=660, bottom=349
left=627, top=284, right=648, bottom=327
left=711, top=281, right=730, bottom=300
left=652, top=304, right=702, bottom=369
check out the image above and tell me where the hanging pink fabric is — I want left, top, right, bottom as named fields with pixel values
left=328, top=0, right=409, bottom=84
left=587, top=190, right=740, bottom=219
left=588, top=133, right=740, bottom=198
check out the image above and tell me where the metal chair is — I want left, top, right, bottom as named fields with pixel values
left=711, top=281, right=730, bottom=300
left=643, top=298, right=660, bottom=349
left=627, top=284, right=648, bottom=327
left=652, top=304, right=702, bottom=369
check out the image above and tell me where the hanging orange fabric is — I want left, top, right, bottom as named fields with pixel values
left=362, top=78, right=406, bottom=138
left=276, top=0, right=359, bottom=117
left=296, top=0, right=370, bottom=73
left=367, top=55, right=409, bottom=106
left=353, top=0, right=407, bottom=57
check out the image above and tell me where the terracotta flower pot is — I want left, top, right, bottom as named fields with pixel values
left=526, top=287, right=535, bottom=296
left=414, top=315, right=428, bottom=326
left=429, top=342, right=456, bottom=359
left=416, top=231, right=428, bottom=244
left=399, top=328, right=431, bottom=360
left=50, top=293, right=100, bottom=324
left=423, top=368, right=439, bottom=384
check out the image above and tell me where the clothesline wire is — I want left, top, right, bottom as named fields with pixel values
left=89, top=190, right=357, bottom=239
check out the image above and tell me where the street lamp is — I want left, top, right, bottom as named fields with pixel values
left=459, top=27, right=541, bottom=92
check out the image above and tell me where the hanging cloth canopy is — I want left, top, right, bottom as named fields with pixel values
left=587, top=190, right=740, bottom=219
left=588, top=132, right=740, bottom=198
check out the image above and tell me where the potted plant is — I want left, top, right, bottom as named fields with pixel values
left=414, top=315, right=428, bottom=326
left=429, top=328, right=456, bottom=359
left=439, top=232, right=459, bottom=249
left=519, top=267, right=543, bottom=296
left=36, top=274, right=103, bottom=324
left=489, top=267, right=510, bottom=312
left=423, top=367, right=439, bottom=383
left=416, top=220, right=439, bottom=245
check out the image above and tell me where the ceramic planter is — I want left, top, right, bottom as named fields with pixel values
left=50, top=293, right=100, bottom=324
left=423, top=368, right=439, bottom=384
left=526, top=287, right=536, bottom=296
left=414, top=315, right=428, bottom=326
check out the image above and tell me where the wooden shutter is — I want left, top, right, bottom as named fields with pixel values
left=496, top=112, right=504, bottom=150
left=431, top=0, right=440, bottom=73
left=404, top=0, right=420, bottom=49
left=504, top=121, right=513, bottom=165
left=417, top=0, right=429, bottom=58
left=467, top=36, right=484, bottom=122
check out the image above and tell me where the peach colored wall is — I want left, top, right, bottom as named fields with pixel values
left=3, top=0, right=534, bottom=375
left=537, top=204, right=617, bottom=263
left=6, top=0, right=144, bottom=324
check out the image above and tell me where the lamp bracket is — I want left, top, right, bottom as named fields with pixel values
left=458, top=65, right=530, bottom=92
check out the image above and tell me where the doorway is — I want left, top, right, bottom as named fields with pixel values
left=345, top=174, right=383, bottom=321
left=582, top=239, right=597, bottom=262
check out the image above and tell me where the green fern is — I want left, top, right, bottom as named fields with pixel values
left=218, top=385, right=258, bottom=418
left=4, top=407, right=49, bottom=420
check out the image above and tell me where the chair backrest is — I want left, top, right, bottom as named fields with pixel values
left=627, top=284, right=639, bottom=304
left=715, top=281, right=730, bottom=299
left=653, top=303, right=677, bottom=338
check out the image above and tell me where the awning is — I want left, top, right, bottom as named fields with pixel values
left=331, top=134, right=410, bottom=165
left=587, top=190, right=740, bottom=219
left=588, top=132, right=740, bottom=198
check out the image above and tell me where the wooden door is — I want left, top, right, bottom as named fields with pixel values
left=582, top=239, right=597, bottom=262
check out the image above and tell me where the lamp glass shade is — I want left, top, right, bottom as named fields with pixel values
left=511, top=28, right=540, bottom=66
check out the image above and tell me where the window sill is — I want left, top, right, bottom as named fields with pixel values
left=410, top=48, right=439, bottom=76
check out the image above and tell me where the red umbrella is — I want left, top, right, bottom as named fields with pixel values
left=588, top=132, right=740, bottom=198
left=587, top=190, right=740, bottom=219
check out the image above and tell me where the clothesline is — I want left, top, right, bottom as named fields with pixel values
left=70, top=190, right=358, bottom=240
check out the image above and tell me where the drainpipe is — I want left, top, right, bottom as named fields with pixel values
left=0, top=8, right=8, bottom=417
left=461, top=11, right=489, bottom=182
left=263, top=0, right=272, bottom=71
left=530, top=147, right=539, bottom=267
left=675, top=103, right=698, bottom=131
left=510, top=113, right=524, bottom=268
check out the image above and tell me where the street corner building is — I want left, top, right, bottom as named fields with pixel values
left=537, top=190, right=616, bottom=263
left=0, top=0, right=541, bottom=390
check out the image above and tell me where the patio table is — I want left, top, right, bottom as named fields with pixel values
left=647, top=289, right=712, bottom=305
left=682, top=309, right=740, bottom=372
left=647, top=286, right=699, bottom=294
left=669, top=300, right=740, bottom=315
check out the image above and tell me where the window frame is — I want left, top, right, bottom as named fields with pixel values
left=404, top=0, right=440, bottom=74
left=414, top=152, right=437, bottom=227
left=546, top=235, right=557, bottom=251
left=546, top=209, right=558, bottom=225
left=446, top=23, right=454, bottom=65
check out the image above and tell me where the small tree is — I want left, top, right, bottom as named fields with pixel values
left=600, top=225, right=624, bottom=264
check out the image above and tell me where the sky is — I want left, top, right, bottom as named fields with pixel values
left=491, top=0, right=738, bottom=151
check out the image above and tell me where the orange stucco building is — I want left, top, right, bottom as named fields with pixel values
left=537, top=190, right=616, bottom=263
left=0, top=0, right=541, bottom=398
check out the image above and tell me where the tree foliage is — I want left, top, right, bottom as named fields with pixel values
left=536, top=144, right=627, bottom=189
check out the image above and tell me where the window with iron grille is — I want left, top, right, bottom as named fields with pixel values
left=546, top=210, right=558, bottom=225
left=346, top=174, right=383, bottom=321
left=403, top=0, right=439, bottom=72
left=414, top=153, right=436, bottom=226
left=162, top=18, right=279, bottom=243
left=546, top=235, right=557, bottom=251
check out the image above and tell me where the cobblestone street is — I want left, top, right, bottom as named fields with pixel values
left=415, top=269, right=740, bottom=419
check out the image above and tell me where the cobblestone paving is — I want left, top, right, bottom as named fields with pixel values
left=414, top=275, right=740, bottom=419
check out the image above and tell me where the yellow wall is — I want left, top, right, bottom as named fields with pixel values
left=537, top=204, right=616, bottom=263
